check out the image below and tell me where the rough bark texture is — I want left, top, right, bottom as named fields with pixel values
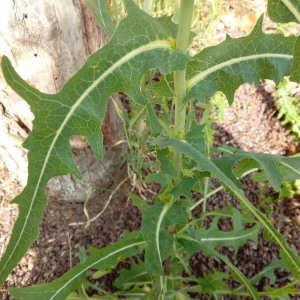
left=0, top=0, right=125, bottom=203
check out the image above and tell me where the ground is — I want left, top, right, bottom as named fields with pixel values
left=1, top=0, right=300, bottom=299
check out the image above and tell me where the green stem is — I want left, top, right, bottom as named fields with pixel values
left=202, top=177, right=209, bottom=213
left=173, top=0, right=194, bottom=173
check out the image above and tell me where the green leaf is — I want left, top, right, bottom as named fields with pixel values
left=146, top=74, right=174, bottom=98
left=267, top=0, right=300, bottom=24
left=91, top=269, right=112, bottom=279
left=177, top=238, right=260, bottom=300
left=170, top=176, right=198, bottom=200
left=218, top=252, right=260, bottom=300
left=213, top=148, right=300, bottom=192
left=155, top=136, right=300, bottom=279
left=185, top=272, right=230, bottom=299
left=205, top=204, right=258, bottom=225
left=131, top=194, right=189, bottom=276
left=114, top=258, right=151, bottom=289
left=251, top=156, right=300, bottom=184
left=236, top=259, right=286, bottom=292
left=267, top=284, right=297, bottom=299
left=147, top=103, right=162, bottom=137
left=275, top=79, right=300, bottom=139
left=270, top=294, right=292, bottom=300
left=145, top=172, right=167, bottom=186
left=85, top=0, right=116, bottom=39
left=77, top=247, right=89, bottom=263
left=185, top=124, right=206, bottom=154
left=290, top=37, right=300, bottom=82
left=157, top=148, right=179, bottom=178
left=0, top=0, right=190, bottom=284
left=178, top=211, right=260, bottom=257
left=9, top=231, right=145, bottom=300
left=185, top=16, right=296, bottom=104
left=232, top=158, right=260, bottom=179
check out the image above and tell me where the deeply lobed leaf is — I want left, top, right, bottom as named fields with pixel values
left=178, top=207, right=260, bottom=257
left=148, top=17, right=299, bottom=105
left=213, top=148, right=300, bottom=192
left=186, top=16, right=297, bottom=104
left=131, top=194, right=189, bottom=276
left=0, top=0, right=191, bottom=285
left=155, top=136, right=300, bottom=279
left=9, top=232, right=145, bottom=300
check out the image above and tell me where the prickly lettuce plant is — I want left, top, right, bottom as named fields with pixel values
left=1, top=0, right=300, bottom=299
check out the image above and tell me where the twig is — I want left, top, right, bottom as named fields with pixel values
left=69, top=177, right=129, bottom=226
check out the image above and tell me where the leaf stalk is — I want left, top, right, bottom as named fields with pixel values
left=173, top=0, right=194, bottom=173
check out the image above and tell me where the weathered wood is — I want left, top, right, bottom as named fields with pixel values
left=0, top=0, right=124, bottom=202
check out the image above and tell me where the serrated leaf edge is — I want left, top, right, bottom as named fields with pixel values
left=186, top=53, right=292, bottom=91
left=181, top=237, right=260, bottom=299
left=0, top=39, right=172, bottom=280
left=10, top=240, right=145, bottom=300
left=155, top=137, right=300, bottom=279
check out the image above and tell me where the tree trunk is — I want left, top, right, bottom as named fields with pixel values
left=0, top=0, right=125, bottom=203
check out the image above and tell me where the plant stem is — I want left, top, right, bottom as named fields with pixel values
left=202, top=177, right=209, bottom=212
left=173, top=0, right=194, bottom=173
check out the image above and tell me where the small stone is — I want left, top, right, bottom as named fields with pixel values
left=28, top=262, right=34, bottom=271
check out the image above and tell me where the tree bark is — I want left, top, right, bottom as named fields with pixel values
left=0, top=0, right=125, bottom=203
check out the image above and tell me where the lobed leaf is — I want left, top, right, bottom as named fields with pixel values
left=157, top=148, right=179, bottom=178
left=148, top=17, right=299, bottom=105
left=9, top=232, right=145, bottom=300
left=131, top=194, right=189, bottom=276
left=186, top=16, right=297, bottom=104
left=178, top=207, right=260, bottom=257
left=218, top=252, right=260, bottom=300
left=170, top=176, right=198, bottom=200
left=155, top=136, right=300, bottom=279
left=251, top=156, right=300, bottom=184
left=204, top=204, right=258, bottom=225
left=184, top=272, right=230, bottom=300
left=86, top=0, right=116, bottom=39
left=213, top=148, right=300, bottom=192
left=178, top=239, right=260, bottom=299
left=0, top=0, right=190, bottom=285
left=236, top=259, right=286, bottom=292
left=113, top=258, right=151, bottom=290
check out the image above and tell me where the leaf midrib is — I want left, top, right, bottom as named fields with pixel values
left=230, top=188, right=300, bottom=276
left=13, top=241, right=146, bottom=299
left=0, top=40, right=172, bottom=277
left=281, top=0, right=300, bottom=22
left=50, top=241, right=145, bottom=299
left=186, top=53, right=293, bottom=90
left=156, top=137, right=300, bottom=278
left=200, top=229, right=258, bottom=242
left=156, top=204, right=169, bottom=272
